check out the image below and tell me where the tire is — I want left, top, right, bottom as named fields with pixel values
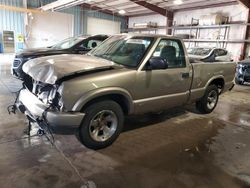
left=235, top=78, right=243, bottom=85
left=196, top=85, right=219, bottom=114
left=79, top=100, right=124, bottom=150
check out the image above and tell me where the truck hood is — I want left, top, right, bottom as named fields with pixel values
left=16, top=47, right=63, bottom=57
left=23, top=54, right=117, bottom=84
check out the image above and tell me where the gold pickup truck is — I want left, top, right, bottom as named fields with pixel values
left=15, top=34, right=235, bottom=149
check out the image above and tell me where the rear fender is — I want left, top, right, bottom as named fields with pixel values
left=205, top=75, right=225, bottom=90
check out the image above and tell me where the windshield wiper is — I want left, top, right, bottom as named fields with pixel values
left=93, top=54, right=111, bottom=60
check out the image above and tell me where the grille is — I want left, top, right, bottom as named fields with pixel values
left=13, top=59, right=22, bottom=68
left=246, top=66, right=250, bottom=73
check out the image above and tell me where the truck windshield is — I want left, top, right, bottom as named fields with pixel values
left=187, top=48, right=211, bottom=56
left=89, top=35, right=154, bottom=68
left=52, top=37, right=84, bottom=49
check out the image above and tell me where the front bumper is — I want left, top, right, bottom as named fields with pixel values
left=236, top=71, right=250, bottom=82
left=16, top=89, right=85, bottom=129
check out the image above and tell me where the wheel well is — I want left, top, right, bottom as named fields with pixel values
left=209, top=78, right=225, bottom=90
left=81, top=94, right=130, bottom=115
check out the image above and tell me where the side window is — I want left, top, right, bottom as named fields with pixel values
left=152, top=39, right=186, bottom=68
left=78, top=39, right=102, bottom=49
left=218, top=49, right=227, bottom=56
left=87, top=39, right=102, bottom=49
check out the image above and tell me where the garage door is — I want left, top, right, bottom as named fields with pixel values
left=87, top=17, right=121, bottom=35
left=27, top=12, right=74, bottom=48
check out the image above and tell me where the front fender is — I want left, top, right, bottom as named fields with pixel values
left=72, top=87, right=134, bottom=114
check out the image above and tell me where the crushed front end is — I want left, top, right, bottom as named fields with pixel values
left=15, top=80, right=85, bottom=133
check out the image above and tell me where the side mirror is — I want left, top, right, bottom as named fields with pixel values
left=147, top=57, right=168, bottom=70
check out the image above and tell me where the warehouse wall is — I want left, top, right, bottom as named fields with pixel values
left=84, top=10, right=127, bottom=34
left=129, top=14, right=167, bottom=34
left=0, top=0, right=25, bottom=51
left=28, top=0, right=127, bottom=35
left=28, top=0, right=83, bottom=36
left=0, top=0, right=127, bottom=52
left=173, top=4, right=248, bottom=60
left=128, top=4, right=248, bottom=61
left=26, top=12, right=74, bottom=48
left=87, top=17, right=121, bottom=35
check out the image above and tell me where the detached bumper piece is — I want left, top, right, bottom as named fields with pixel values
left=16, top=89, right=85, bottom=129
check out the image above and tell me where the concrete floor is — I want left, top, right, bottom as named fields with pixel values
left=0, top=55, right=250, bottom=188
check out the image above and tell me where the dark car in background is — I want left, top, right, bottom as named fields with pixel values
left=11, top=34, right=109, bottom=80
left=235, top=59, right=250, bottom=85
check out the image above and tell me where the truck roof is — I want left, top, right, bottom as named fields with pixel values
left=118, top=33, right=182, bottom=40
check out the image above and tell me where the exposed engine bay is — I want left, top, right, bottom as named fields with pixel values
left=28, top=80, right=64, bottom=112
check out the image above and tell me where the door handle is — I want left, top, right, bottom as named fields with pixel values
left=181, top=72, right=190, bottom=78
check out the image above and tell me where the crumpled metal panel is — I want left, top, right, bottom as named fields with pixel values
left=23, top=54, right=115, bottom=84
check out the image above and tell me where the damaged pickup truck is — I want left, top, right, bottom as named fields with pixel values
left=14, top=34, right=235, bottom=149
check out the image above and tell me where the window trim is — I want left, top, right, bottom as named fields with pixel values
left=141, top=38, right=187, bottom=71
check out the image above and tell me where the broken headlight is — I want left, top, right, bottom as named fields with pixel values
left=54, top=84, right=65, bottom=111
left=35, top=82, right=65, bottom=111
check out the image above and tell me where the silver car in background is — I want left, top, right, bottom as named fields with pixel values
left=188, top=47, right=232, bottom=62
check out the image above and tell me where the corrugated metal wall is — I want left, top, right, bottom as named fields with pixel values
left=28, top=0, right=127, bottom=35
left=62, top=6, right=83, bottom=36
left=84, top=10, right=127, bottom=34
left=0, top=0, right=127, bottom=51
left=0, top=0, right=25, bottom=51
left=27, top=0, right=55, bottom=8
left=28, top=0, right=83, bottom=36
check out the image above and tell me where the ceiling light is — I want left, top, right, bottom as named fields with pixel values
left=40, top=0, right=88, bottom=11
left=173, top=0, right=183, bottom=5
left=118, top=10, right=126, bottom=14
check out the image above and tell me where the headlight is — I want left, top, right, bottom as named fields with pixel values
left=55, top=84, right=65, bottom=111
left=239, top=68, right=243, bottom=74
left=237, top=64, right=243, bottom=74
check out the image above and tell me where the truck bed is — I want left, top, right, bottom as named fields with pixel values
left=189, top=61, right=235, bottom=102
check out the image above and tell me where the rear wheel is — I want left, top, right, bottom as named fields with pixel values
left=196, top=85, right=219, bottom=114
left=79, top=100, right=124, bottom=150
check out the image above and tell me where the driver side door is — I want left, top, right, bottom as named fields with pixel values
left=134, top=39, right=192, bottom=114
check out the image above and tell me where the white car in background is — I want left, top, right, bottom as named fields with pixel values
left=188, top=47, right=232, bottom=62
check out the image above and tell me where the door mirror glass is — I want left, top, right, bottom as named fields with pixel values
left=147, top=57, right=168, bottom=70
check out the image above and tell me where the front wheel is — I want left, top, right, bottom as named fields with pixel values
left=196, top=85, right=219, bottom=114
left=79, top=100, right=124, bottom=150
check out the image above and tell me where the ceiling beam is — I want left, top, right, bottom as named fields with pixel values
left=90, top=0, right=117, bottom=5
left=128, top=12, right=160, bottom=17
left=129, top=0, right=173, bottom=18
left=237, top=0, right=250, bottom=8
left=0, top=4, right=41, bottom=14
left=174, top=1, right=238, bottom=12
